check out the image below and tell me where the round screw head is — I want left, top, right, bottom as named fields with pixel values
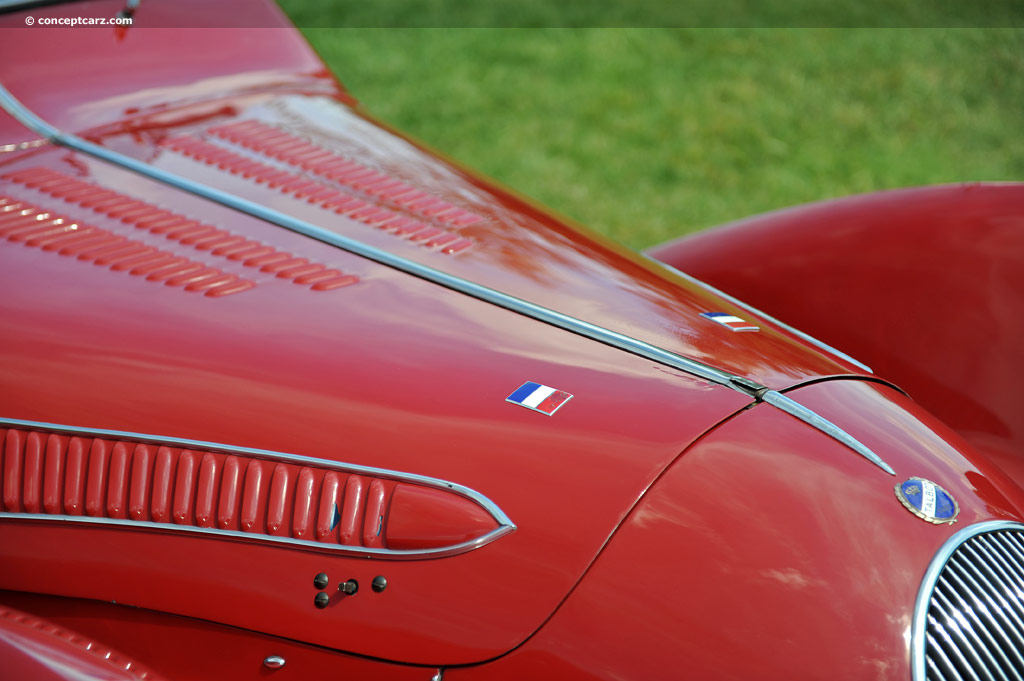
left=314, top=592, right=330, bottom=609
left=313, top=572, right=329, bottom=590
left=372, top=575, right=388, bottom=593
left=339, top=579, right=359, bottom=595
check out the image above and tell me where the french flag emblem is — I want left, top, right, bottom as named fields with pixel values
left=700, top=312, right=759, bottom=332
left=506, top=381, right=573, bottom=416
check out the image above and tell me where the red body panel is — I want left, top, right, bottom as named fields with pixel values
left=450, top=380, right=1024, bottom=680
left=0, top=3, right=1022, bottom=680
left=1, top=592, right=432, bottom=680
left=0, top=143, right=754, bottom=663
left=648, top=184, right=1024, bottom=482
left=0, top=603, right=167, bottom=681
left=0, top=3, right=870, bottom=389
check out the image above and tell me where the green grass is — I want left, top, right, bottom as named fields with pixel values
left=278, top=19, right=1024, bottom=248
left=281, top=1, right=1024, bottom=29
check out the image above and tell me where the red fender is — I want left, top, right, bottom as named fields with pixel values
left=647, top=183, right=1024, bottom=482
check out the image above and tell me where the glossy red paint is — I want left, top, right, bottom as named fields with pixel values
left=0, top=602, right=167, bottom=681
left=1, top=592, right=433, bottom=680
left=0, top=188, right=258, bottom=296
left=450, top=381, right=1024, bottom=681
left=3, top=165, right=357, bottom=292
left=157, top=132, right=473, bottom=254
left=0, top=3, right=871, bottom=388
left=0, top=1, right=339, bottom=131
left=122, top=105, right=869, bottom=388
left=1, top=2, right=1022, bottom=680
left=208, top=119, right=485, bottom=228
left=0, top=144, right=755, bottom=664
left=648, top=184, right=1024, bottom=483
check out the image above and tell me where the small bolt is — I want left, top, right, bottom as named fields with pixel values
left=339, top=579, right=359, bottom=595
left=314, top=592, right=330, bottom=609
left=313, top=572, right=329, bottom=590
left=263, top=655, right=286, bottom=669
left=372, top=575, right=388, bottom=593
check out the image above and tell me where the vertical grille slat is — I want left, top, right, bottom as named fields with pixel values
left=988, top=536, right=1024, bottom=597
left=933, top=586, right=1015, bottom=681
left=955, top=551, right=1024, bottom=643
left=919, top=525, right=1024, bottom=681
left=928, top=652, right=953, bottom=681
left=928, top=629, right=970, bottom=681
left=930, top=596, right=1001, bottom=681
left=948, top=559, right=1024, bottom=650
left=976, top=538, right=1024, bottom=613
left=996, top=535, right=1024, bottom=568
left=1003, top=534, right=1024, bottom=561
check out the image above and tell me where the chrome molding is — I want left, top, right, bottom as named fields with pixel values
left=0, top=83, right=59, bottom=138
left=647, top=257, right=874, bottom=374
left=0, top=416, right=515, bottom=559
left=761, top=390, right=895, bottom=475
left=0, top=84, right=896, bottom=478
left=0, top=83, right=742, bottom=394
left=0, top=512, right=512, bottom=560
left=911, top=520, right=1024, bottom=681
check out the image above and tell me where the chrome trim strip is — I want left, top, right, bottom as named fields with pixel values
left=647, top=256, right=874, bottom=374
left=912, top=521, right=1024, bottom=681
left=761, top=390, right=895, bottom=475
left=0, top=85, right=897, bottom=477
left=0, top=512, right=513, bottom=560
left=0, top=83, right=59, bottom=138
left=0, top=416, right=515, bottom=559
left=0, top=83, right=743, bottom=394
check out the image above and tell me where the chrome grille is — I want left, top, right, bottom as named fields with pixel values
left=916, top=522, right=1024, bottom=681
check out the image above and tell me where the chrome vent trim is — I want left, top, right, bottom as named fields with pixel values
left=0, top=417, right=515, bottom=560
left=913, top=520, right=1024, bottom=681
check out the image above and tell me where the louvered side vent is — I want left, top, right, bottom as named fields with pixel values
left=0, top=195, right=257, bottom=297
left=917, top=524, right=1024, bottom=681
left=2, top=167, right=359, bottom=292
left=0, top=426, right=509, bottom=558
left=158, top=134, right=475, bottom=255
left=208, top=120, right=484, bottom=228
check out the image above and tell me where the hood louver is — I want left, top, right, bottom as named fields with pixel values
left=0, top=421, right=513, bottom=559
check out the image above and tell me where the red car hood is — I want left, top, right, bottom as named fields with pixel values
left=0, top=0, right=868, bottom=391
left=0, top=139, right=757, bottom=664
left=0, top=0, right=872, bottom=666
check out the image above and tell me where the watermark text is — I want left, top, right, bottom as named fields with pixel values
left=25, top=15, right=133, bottom=27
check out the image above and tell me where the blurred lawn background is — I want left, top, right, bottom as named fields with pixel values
left=279, top=3, right=1023, bottom=249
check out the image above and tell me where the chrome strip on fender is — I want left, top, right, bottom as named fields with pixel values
left=761, top=391, right=895, bottom=475
left=0, top=416, right=515, bottom=559
left=648, top=257, right=874, bottom=374
left=0, top=83, right=896, bottom=478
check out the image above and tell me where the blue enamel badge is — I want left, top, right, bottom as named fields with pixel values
left=895, top=478, right=959, bottom=525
